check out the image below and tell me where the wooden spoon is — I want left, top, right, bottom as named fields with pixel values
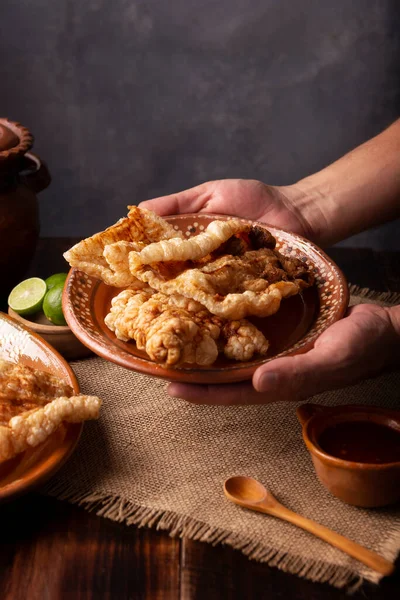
left=224, top=476, right=394, bottom=576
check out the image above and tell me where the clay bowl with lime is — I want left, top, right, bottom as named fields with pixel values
left=7, top=274, right=91, bottom=360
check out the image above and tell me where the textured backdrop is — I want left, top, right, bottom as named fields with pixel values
left=1, top=0, right=399, bottom=247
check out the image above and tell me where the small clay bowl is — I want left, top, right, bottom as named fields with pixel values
left=8, top=307, right=92, bottom=360
left=297, top=403, right=400, bottom=508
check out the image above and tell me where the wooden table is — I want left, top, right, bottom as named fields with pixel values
left=1, top=239, right=399, bottom=600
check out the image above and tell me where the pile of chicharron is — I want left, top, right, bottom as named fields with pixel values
left=64, top=207, right=314, bottom=368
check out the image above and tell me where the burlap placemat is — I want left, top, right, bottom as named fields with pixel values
left=43, top=288, right=400, bottom=590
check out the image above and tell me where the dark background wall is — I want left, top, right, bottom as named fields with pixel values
left=1, top=0, right=399, bottom=248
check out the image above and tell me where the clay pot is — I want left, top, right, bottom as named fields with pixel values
left=297, top=403, right=400, bottom=508
left=0, top=119, right=51, bottom=300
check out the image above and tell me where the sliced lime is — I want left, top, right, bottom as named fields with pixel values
left=43, top=282, right=67, bottom=326
left=8, top=277, right=47, bottom=316
left=45, top=272, right=68, bottom=291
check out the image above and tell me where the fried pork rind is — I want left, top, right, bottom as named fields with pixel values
left=221, top=321, right=269, bottom=361
left=0, top=395, right=101, bottom=462
left=104, top=287, right=155, bottom=339
left=130, top=248, right=302, bottom=320
left=105, top=289, right=269, bottom=367
left=102, top=241, right=149, bottom=288
left=105, top=289, right=221, bottom=366
left=0, top=359, right=102, bottom=462
left=63, top=206, right=183, bottom=287
left=129, top=219, right=249, bottom=269
left=0, top=358, right=73, bottom=423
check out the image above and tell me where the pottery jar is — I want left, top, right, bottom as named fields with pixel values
left=0, top=118, right=51, bottom=300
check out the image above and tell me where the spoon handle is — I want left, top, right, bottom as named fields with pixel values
left=263, top=503, right=394, bottom=576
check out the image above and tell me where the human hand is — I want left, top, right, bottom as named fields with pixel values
left=139, top=179, right=399, bottom=404
left=166, top=304, right=400, bottom=405
left=139, top=178, right=315, bottom=241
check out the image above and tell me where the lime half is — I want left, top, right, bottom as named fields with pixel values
left=8, top=277, right=47, bottom=316
left=45, top=272, right=68, bottom=291
left=43, top=282, right=67, bottom=326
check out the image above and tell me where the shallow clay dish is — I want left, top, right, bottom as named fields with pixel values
left=7, top=307, right=92, bottom=360
left=0, top=312, right=83, bottom=503
left=63, top=214, right=349, bottom=384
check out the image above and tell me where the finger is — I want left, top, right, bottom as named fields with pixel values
left=253, top=354, right=323, bottom=402
left=253, top=303, right=393, bottom=401
left=167, top=381, right=271, bottom=405
left=138, top=182, right=213, bottom=216
left=252, top=344, right=353, bottom=402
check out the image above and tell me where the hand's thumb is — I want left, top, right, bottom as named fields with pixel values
left=252, top=349, right=340, bottom=401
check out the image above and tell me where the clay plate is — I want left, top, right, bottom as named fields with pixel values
left=7, top=306, right=92, bottom=360
left=63, top=214, right=349, bottom=384
left=0, top=312, right=82, bottom=502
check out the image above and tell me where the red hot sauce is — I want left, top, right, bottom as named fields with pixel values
left=318, top=421, right=400, bottom=464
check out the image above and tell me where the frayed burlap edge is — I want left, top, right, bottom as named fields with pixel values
left=348, top=284, right=400, bottom=306
left=44, top=285, right=399, bottom=592
left=43, top=484, right=362, bottom=592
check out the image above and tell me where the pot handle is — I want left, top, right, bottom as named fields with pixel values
left=19, top=152, right=51, bottom=193
left=296, top=403, right=325, bottom=427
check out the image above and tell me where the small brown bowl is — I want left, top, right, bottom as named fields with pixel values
left=8, top=308, right=92, bottom=360
left=297, top=403, right=400, bottom=508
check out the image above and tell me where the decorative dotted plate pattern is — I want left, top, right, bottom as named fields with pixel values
left=64, top=214, right=348, bottom=382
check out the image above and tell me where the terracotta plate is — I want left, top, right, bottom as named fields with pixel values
left=0, top=312, right=82, bottom=502
left=63, top=214, right=349, bottom=384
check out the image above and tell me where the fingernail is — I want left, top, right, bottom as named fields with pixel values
left=167, top=384, right=179, bottom=397
left=168, top=383, right=185, bottom=398
left=257, top=372, right=279, bottom=392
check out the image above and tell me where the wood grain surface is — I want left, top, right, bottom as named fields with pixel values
left=0, top=238, right=399, bottom=599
